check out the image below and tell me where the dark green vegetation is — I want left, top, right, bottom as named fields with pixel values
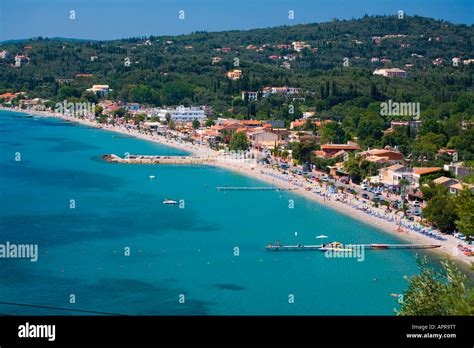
left=1, top=15, right=473, bottom=161
left=419, top=183, right=474, bottom=238
left=229, top=131, right=250, bottom=151
left=399, top=257, right=474, bottom=315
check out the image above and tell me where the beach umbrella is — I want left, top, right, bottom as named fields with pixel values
left=316, top=235, right=328, bottom=244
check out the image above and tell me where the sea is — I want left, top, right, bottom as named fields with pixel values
left=0, top=110, right=429, bottom=315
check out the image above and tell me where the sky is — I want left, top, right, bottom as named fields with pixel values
left=0, top=0, right=473, bottom=41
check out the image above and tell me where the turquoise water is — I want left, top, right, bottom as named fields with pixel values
left=0, top=110, right=423, bottom=315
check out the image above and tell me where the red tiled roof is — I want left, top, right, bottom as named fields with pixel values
left=413, top=167, right=442, bottom=175
left=0, top=92, right=16, bottom=99
left=241, top=120, right=262, bottom=125
left=321, top=144, right=360, bottom=150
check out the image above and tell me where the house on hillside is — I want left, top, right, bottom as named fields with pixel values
left=315, top=142, right=361, bottom=159
left=262, top=86, right=301, bottom=97
left=227, top=69, right=242, bottom=80
left=373, top=68, right=407, bottom=78
left=86, top=85, right=110, bottom=97
left=241, top=91, right=258, bottom=101
left=443, top=163, right=473, bottom=179
left=357, top=149, right=404, bottom=164
left=433, top=176, right=474, bottom=195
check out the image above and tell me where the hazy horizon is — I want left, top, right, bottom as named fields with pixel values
left=0, top=0, right=473, bottom=42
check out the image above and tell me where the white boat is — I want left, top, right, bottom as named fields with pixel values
left=149, top=175, right=156, bottom=179
left=163, top=199, right=178, bottom=205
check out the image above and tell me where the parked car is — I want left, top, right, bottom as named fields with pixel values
left=361, top=193, right=370, bottom=199
left=454, top=233, right=466, bottom=240
left=339, top=176, right=350, bottom=184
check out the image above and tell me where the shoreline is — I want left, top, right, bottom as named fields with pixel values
left=2, top=107, right=472, bottom=269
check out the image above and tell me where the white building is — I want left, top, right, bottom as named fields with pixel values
left=14, top=55, right=28, bottom=67
left=292, top=41, right=310, bottom=52
left=152, top=107, right=206, bottom=122
left=0, top=50, right=8, bottom=59
left=373, top=68, right=407, bottom=78
left=262, top=86, right=301, bottom=97
left=86, top=85, right=110, bottom=96
left=241, top=91, right=258, bottom=101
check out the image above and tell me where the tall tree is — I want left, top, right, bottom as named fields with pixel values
left=229, top=131, right=249, bottom=151
left=455, top=188, right=474, bottom=242
left=399, top=257, right=474, bottom=316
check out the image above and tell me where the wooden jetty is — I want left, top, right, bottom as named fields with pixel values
left=348, top=243, right=442, bottom=250
left=216, top=186, right=296, bottom=191
left=265, top=243, right=441, bottom=251
left=266, top=244, right=324, bottom=251
left=101, top=154, right=216, bottom=165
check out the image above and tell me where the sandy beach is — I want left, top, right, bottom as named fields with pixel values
left=4, top=107, right=473, bottom=268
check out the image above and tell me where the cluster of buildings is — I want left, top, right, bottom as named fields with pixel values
left=323, top=148, right=472, bottom=200
left=372, top=34, right=408, bottom=45
left=0, top=49, right=32, bottom=67
left=244, top=42, right=315, bottom=53
left=204, top=118, right=288, bottom=149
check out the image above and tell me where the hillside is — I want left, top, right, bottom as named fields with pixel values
left=1, top=15, right=473, bottom=158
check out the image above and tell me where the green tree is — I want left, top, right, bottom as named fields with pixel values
left=448, top=128, right=474, bottom=161
left=381, top=128, right=411, bottom=155
left=291, top=141, right=317, bottom=164
left=229, top=131, right=249, bottom=151
left=398, top=178, right=410, bottom=192
left=455, top=188, right=474, bottom=242
left=134, top=113, right=146, bottom=124
left=357, top=112, right=385, bottom=147
left=168, top=119, right=176, bottom=130
left=192, top=119, right=200, bottom=129
left=321, top=122, right=348, bottom=144
left=165, top=112, right=171, bottom=125
left=423, top=189, right=458, bottom=232
left=94, top=105, right=103, bottom=117
left=344, top=156, right=378, bottom=183
left=399, top=257, right=474, bottom=316
left=112, top=107, right=127, bottom=118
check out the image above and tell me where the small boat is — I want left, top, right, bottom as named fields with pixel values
left=163, top=199, right=178, bottom=205
left=149, top=175, right=156, bottom=179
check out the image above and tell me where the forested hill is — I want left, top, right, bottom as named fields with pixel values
left=0, top=15, right=473, bottom=132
